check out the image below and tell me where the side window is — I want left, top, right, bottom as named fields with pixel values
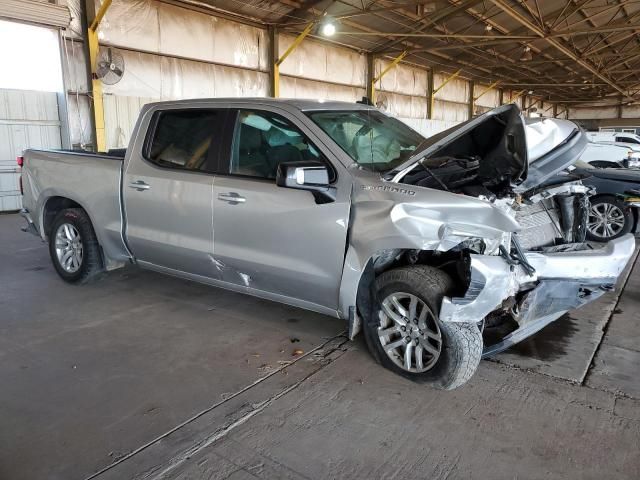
left=146, top=109, right=224, bottom=173
left=229, top=109, right=333, bottom=181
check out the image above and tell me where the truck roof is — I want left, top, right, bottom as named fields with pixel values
left=142, top=97, right=375, bottom=112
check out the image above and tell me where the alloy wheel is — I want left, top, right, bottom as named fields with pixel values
left=55, top=223, right=83, bottom=273
left=587, top=203, right=625, bottom=239
left=377, top=292, right=442, bottom=373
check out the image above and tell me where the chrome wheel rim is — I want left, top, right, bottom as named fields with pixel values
left=587, top=203, right=625, bottom=239
left=55, top=223, right=83, bottom=273
left=377, top=292, right=442, bottom=373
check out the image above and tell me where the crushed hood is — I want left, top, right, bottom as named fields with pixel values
left=390, top=105, right=587, bottom=192
left=390, top=104, right=528, bottom=186
left=517, top=117, right=588, bottom=192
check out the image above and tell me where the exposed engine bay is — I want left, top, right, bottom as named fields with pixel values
left=391, top=107, right=591, bottom=253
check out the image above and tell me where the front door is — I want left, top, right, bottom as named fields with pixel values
left=211, top=108, right=351, bottom=310
left=123, top=108, right=226, bottom=278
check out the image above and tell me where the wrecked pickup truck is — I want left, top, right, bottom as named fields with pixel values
left=19, top=100, right=635, bottom=389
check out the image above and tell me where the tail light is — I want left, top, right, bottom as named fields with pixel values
left=17, top=156, right=23, bottom=167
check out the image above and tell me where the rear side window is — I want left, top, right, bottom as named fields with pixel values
left=145, top=109, right=225, bottom=172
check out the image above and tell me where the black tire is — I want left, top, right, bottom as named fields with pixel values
left=363, top=265, right=483, bottom=390
left=586, top=195, right=633, bottom=242
left=48, top=208, right=104, bottom=284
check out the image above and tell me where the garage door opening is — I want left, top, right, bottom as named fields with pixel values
left=0, top=20, right=63, bottom=212
left=0, top=19, right=63, bottom=92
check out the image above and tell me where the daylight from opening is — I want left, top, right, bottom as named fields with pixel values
left=0, top=20, right=63, bottom=92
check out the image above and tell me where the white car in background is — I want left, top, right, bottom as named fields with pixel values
left=587, top=131, right=640, bottom=147
left=581, top=141, right=640, bottom=169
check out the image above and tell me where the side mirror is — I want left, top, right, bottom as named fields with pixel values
left=276, top=161, right=336, bottom=204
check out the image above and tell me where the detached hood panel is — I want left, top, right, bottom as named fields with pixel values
left=517, top=118, right=588, bottom=192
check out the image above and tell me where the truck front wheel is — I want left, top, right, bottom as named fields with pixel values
left=49, top=208, right=104, bottom=284
left=363, top=266, right=483, bottom=390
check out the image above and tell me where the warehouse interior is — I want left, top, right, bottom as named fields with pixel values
left=1, top=1, right=640, bottom=479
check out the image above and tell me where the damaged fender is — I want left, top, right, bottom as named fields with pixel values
left=338, top=171, right=520, bottom=331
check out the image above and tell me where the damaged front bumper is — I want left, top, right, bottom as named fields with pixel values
left=439, top=234, right=636, bottom=357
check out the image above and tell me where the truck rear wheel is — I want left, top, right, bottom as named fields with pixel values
left=363, top=265, right=483, bottom=390
left=49, top=208, right=104, bottom=284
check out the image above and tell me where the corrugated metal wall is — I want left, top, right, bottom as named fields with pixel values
left=0, top=89, right=62, bottom=211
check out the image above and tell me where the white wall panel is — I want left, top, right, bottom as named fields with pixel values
left=209, top=16, right=267, bottom=70
left=280, top=76, right=364, bottom=102
left=98, top=1, right=267, bottom=71
left=503, top=90, right=523, bottom=109
left=0, top=89, right=61, bottom=211
left=375, top=59, right=427, bottom=97
left=433, top=73, right=469, bottom=103
left=67, top=94, right=92, bottom=148
left=568, top=107, right=617, bottom=119
left=103, top=95, right=154, bottom=149
left=61, top=39, right=88, bottom=93
left=101, top=49, right=163, bottom=98
left=98, top=0, right=160, bottom=53
left=376, top=91, right=427, bottom=119
left=473, top=84, right=499, bottom=108
left=400, top=118, right=459, bottom=139
left=279, top=35, right=365, bottom=87
left=433, top=99, right=468, bottom=122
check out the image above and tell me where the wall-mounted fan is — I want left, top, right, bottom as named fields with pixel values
left=96, top=47, right=125, bottom=85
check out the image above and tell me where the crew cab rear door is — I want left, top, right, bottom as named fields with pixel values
left=123, top=107, right=226, bottom=278
left=210, top=107, right=351, bottom=312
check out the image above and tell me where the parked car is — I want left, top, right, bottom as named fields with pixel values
left=581, top=141, right=640, bottom=168
left=586, top=130, right=640, bottom=147
left=18, top=101, right=635, bottom=389
left=570, top=161, right=640, bottom=242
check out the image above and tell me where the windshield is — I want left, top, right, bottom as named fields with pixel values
left=307, top=110, right=425, bottom=172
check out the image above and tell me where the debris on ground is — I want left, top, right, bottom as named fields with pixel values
left=292, top=348, right=304, bottom=356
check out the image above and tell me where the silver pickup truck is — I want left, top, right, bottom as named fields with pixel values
left=19, top=99, right=635, bottom=389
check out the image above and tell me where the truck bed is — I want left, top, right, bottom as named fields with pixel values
left=21, top=149, right=130, bottom=267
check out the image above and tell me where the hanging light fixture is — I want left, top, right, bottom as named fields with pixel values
left=321, top=21, right=336, bottom=37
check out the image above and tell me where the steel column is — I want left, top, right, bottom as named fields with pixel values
left=273, top=22, right=314, bottom=98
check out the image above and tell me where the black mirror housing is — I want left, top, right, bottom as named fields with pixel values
left=276, top=161, right=335, bottom=204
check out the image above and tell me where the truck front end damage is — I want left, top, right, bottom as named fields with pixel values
left=440, top=234, right=635, bottom=357
left=383, top=104, right=637, bottom=357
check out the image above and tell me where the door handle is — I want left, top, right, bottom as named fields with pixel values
left=218, top=192, right=246, bottom=205
left=129, top=180, right=151, bottom=191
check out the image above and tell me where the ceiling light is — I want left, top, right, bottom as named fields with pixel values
left=321, top=22, right=336, bottom=37
left=485, top=24, right=492, bottom=31
left=528, top=90, right=534, bottom=94
left=520, top=46, right=532, bottom=61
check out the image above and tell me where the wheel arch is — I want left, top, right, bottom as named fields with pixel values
left=42, top=196, right=84, bottom=238
left=340, top=245, right=470, bottom=337
left=41, top=196, right=107, bottom=268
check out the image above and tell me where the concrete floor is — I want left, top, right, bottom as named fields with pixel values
left=1, top=212, right=639, bottom=480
